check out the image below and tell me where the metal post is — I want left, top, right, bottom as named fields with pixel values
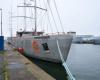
left=34, top=0, right=37, bottom=35
left=0, top=9, right=2, bottom=36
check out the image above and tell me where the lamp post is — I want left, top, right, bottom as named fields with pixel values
left=0, top=8, right=4, bottom=51
left=0, top=9, right=2, bottom=36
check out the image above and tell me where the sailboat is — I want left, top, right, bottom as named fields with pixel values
left=7, top=0, right=73, bottom=63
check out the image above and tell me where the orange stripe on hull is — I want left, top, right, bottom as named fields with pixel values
left=32, top=40, right=40, bottom=54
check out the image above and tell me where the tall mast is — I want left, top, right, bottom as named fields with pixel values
left=24, top=0, right=26, bottom=31
left=9, top=8, right=13, bottom=38
left=18, top=0, right=46, bottom=33
left=34, top=0, right=37, bottom=34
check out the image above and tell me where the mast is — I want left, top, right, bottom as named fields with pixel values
left=24, top=0, right=26, bottom=31
left=34, top=0, right=37, bottom=34
left=8, top=8, right=13, bottom=39
left=11, top=9, right=12, bottom=38
left=18, top=0, right=46, bottom=34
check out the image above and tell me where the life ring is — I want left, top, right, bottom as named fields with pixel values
left=32, top=40, right=40, bottom=54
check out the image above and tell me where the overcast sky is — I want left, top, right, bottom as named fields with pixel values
left=0, top=0, right=100, bottom=37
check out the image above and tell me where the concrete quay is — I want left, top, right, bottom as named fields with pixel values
left=0, top=43, right=55, bottom=80
left=0, top=53, right=4, bottom=80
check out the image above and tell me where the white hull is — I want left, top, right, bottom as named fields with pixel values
left=7, top=34, right=72, bottom=63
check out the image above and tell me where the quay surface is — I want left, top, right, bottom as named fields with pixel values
left=0, top=52, right=4, bottom=80
left=0, top=43, right=55, bottom=80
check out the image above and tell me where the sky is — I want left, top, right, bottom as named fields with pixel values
left=0, top=0, right=100, bottom=37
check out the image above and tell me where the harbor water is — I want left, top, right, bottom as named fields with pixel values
left=26, top=44, right=100, bottom=80
left=67, top=44, right=100, bottom=80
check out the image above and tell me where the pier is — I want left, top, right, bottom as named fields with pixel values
left=0, top=42, right=55, bottom=80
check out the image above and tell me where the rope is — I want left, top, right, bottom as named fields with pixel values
left=47, top=0, right=59, bottom=34
left=56, top=40, right=75, bottom=80
left=43, top=0, right=53, bottom=34
left=56, top=40, right=65, bottom=63
left=53, top=0, right=65, bottom=34
left=41, top=13, right=47, bottom=32
left=42, top=0, right=48, bottom=33
left=30, top=7, right=34, bottom=30
left=38, top=12, right=46, bottom=31
left=46, top=12, right=53, bottom=34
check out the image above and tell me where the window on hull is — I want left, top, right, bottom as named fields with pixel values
left=42, top=43, right=49, bottom=51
